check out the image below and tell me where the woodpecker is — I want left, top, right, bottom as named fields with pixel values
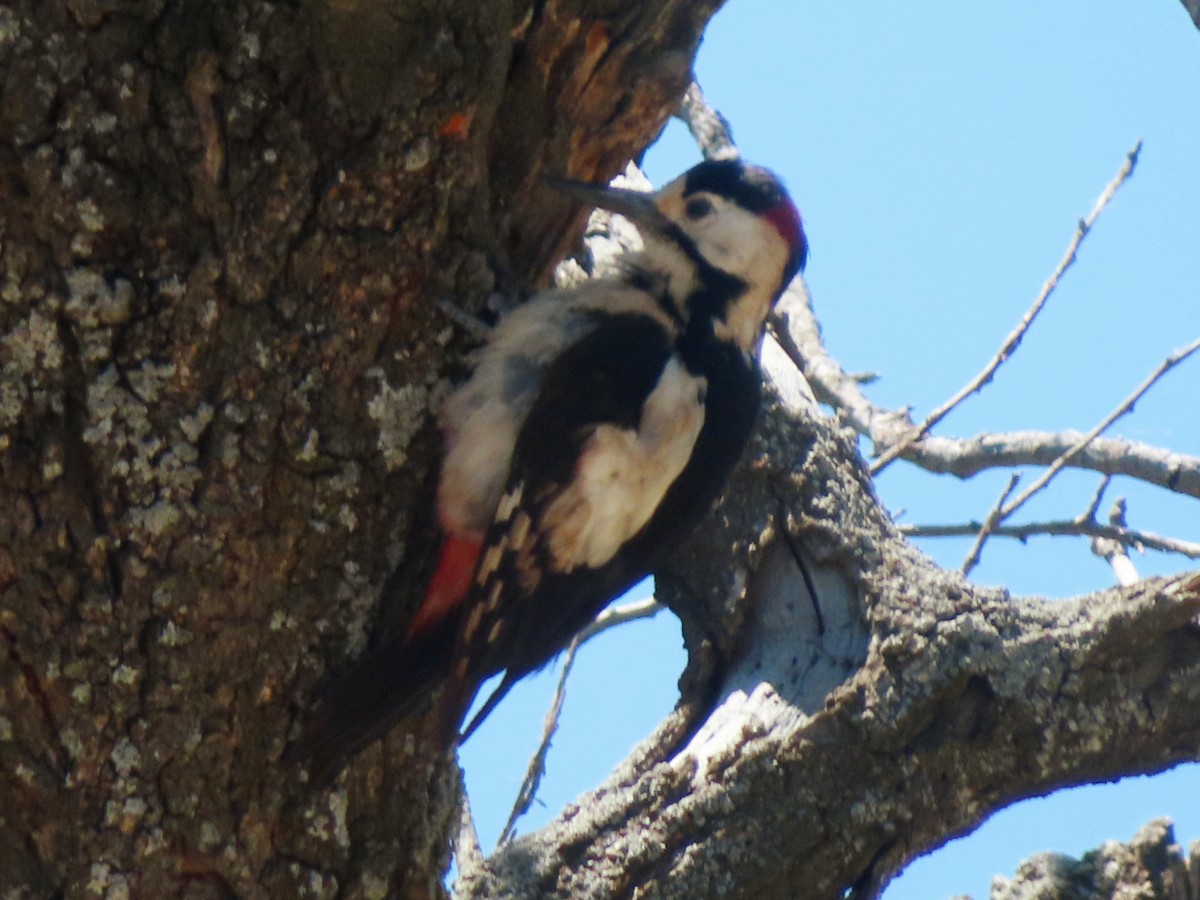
left=290, top=158, right=807, bottom=784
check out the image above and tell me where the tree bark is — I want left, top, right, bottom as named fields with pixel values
left=992, top=818, right=1200, bottom=900
left=4, top=3, right=1200, bottom=899
left=0, top=1, right=719, bottom=895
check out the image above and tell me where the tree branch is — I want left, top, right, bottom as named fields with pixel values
left=962, top=472, right=1022, bottom=575
left=992, top=818, right=1199, bottom=900
left=676, top=81, right=739, bottom=161
left=496, top=598, right=663, bottom=842
left=892, top=430, right=1200, bottom=500
left=997, top=337, right=1200, bottom=517
left=498, top=640, right=580, bottom=846
left=871, top=140, right=1142, bottom=475
left=772, top=267, right=1200, bottom=503
left=767, top=153, right=1200, bottom=515
left=577, top=597, right=664, bottom=644
left=902, top=518, right=1200, bottom=559
left=956, top=336, right=1200, bottom=573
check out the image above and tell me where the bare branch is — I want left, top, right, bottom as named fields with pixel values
left=958, top=337, right=1200, bottom=573
left=871, top=140, right=1143, bottom=475
left=498, top=639, right=581, bottom=845
left=962, top=472, right=1022, bottom=575
left=576, top=596, right=663, bottom=644
left=676, top=81, right=739, bottom=161
left=893, top=431, right=1200, bottom=500
left=768, top=243, right=1200, bottom=509
left=994, top=336, right=1200, bottom=521
left=495, top=596, right=663, bottom=843
left=903, top=519, right=1200, bottom=559
left=771, top=277, right=908, bottom=440
left=1083, top=475, right=1112, bottom=522
left=772, top=273, right=1200, bottom=501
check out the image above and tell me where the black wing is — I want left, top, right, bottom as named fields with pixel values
left=450, top=313, right=762, bottom=737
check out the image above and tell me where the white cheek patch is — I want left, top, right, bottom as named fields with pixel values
left=710, top=222, right=790, bottom=353
left=541, top=357, right=707, bottom=571
left=701, top=207, right=762, bottom=273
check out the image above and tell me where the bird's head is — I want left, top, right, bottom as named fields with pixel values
left=550, top=158, right=807, bottom=352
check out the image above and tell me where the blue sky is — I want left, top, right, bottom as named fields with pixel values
left=460, top=3, right=1200, bottom=896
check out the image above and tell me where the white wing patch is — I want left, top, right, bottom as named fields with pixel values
left=438, top=281, right=681, bottom=537
left=541, top=356, right=707, bottom=571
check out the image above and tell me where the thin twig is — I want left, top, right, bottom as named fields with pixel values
left=904, top=519, right=1200, bottom=559
left=960, top=336, right=1200, bottom=573
left=495, top=595, right=662, bottom=843
left=995, top=337, right=1200, bottom=522
left=962, top=473, right=1021, bottom=575
left=870, top=140, right=1143, bottom=476
left=498, top=638, right=580, bottom=845
left=576, top=596, right=663, bottom=643
left=1082, top=475, right=1113, bottom=522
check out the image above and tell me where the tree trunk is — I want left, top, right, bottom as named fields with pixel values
left=4, top=3, right=1200, bottom=899
left=0, top=1, right=717, bottom=895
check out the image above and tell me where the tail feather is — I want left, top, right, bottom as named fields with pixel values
left=286, top=616, right=456, bottom=786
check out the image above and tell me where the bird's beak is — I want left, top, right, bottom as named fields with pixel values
left=546, top=177, right=674, bottom=235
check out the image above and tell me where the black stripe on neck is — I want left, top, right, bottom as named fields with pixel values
left=656, top=222, right=748, bottom=329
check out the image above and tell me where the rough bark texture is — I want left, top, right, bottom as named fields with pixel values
left=4, top=3, right=1200, bottom=900
left=0, top=1, right=719, bottom=896
left=991, top=819, right=1200, bottom=900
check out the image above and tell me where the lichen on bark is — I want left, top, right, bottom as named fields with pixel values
left=0, top=0, right=722, bottom=894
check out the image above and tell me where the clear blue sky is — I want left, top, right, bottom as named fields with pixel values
left=459, top=3, right=1200, bottom=896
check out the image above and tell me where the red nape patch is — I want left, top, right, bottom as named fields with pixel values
left=764, top=201, right=805, bottom=261
left=406, top=535, right=482, bottom=639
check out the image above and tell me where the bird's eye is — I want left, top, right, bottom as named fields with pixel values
left=684, top=197, right=713, bottom=220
